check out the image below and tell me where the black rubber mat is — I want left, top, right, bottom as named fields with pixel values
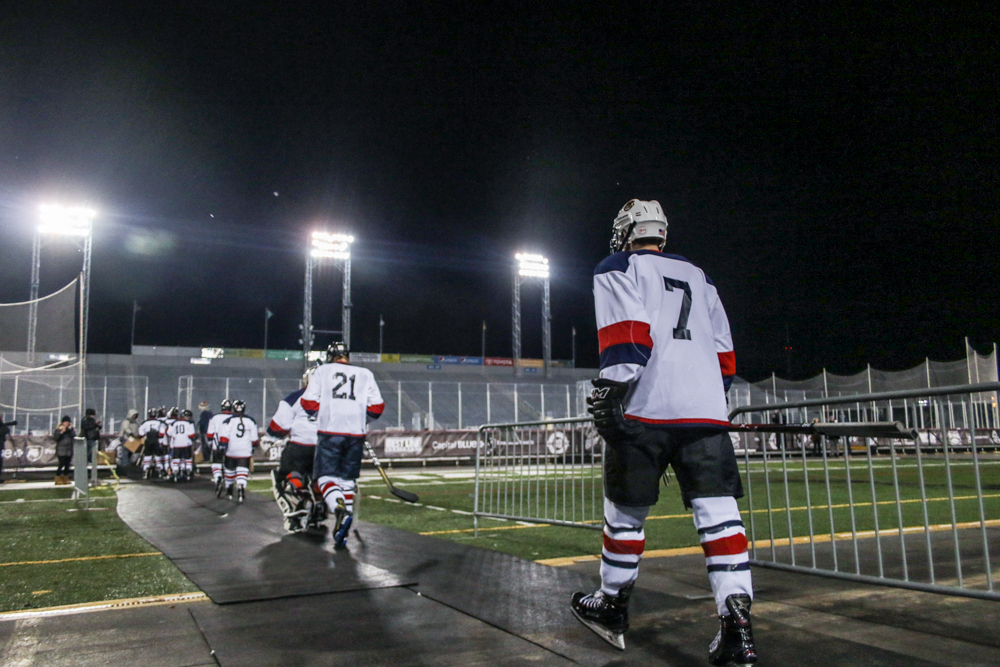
left=189, top=587, right=575, bottom=667
left=117, top=480, right=412, bottom=604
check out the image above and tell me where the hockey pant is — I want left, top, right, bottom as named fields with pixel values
left=600, top=496, right=752, bottom=617
left=224, top=456, right=251, bottom=490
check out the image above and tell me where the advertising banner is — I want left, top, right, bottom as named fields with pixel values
left=518, top=358, right=544, bottom=368
left=381, top=353, right=401, bottom=363
left=266, top=349, right=304, bottom=360
left=368, top=430, right=481, bottom=458
left=400, top=354, right=434, bottom=364
left=351, top=352, right=381, bottom=363
left=484, top=357, right=513, bottom=367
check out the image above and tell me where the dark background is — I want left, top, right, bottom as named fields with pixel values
left=1, top=2, right=997, bottom=380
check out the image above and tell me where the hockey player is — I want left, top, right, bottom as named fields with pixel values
left=206, top=399, right=234, bottom=494
left=138, top=408, right=166, bottom=479
left=572, top=199, right=755, bottom=665
left=158, top=407, right=176, bottom=476
left=218, top=400, right=258, bottom=503
left=300, top=342, right=385, bottom=547
left=267, top=366, right=322, bottom=532
left=168, top=409, right=198, bottom=481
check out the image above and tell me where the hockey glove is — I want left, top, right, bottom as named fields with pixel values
left=587, top=378, right=644, bottom=443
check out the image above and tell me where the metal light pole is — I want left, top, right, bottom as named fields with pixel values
left=303, top=231, right=354, bottom=370
left=571, top=325, right=576, bottom=368
left=379, top=314, right=384, bottom=355
left=30, top=205, right=95, bottom=364
left=481, top=320, right=486, bottom=359
left=512, top=253, right=551, bottom=377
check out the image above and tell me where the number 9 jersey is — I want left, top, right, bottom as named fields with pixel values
left=300, top=361, right=385, bottom=437
left=594, top=249, right=736, bottom=428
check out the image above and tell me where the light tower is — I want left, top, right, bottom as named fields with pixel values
left=512, top=253, right=551, bottom=377
left=302, top=231, right=353, bottom=369
left=29, top=205, right=95, bottom=363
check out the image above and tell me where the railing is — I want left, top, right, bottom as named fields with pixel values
left=729, top=382, right=1000, bottom=601
left=473, top=417, right=603, bottom=535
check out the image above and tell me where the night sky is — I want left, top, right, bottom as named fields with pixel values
left=1, top=3, right=997, bottom=380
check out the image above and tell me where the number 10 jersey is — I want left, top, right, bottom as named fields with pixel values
left=593, top=249, right=736, bottom=428
left=300, top=361, right=385, bottom=437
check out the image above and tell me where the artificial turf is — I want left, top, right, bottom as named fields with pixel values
left=0, top=486, right=199, bottom=613
left=245, top=455, right=1000, bottom=564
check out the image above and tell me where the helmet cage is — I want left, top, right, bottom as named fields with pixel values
left=610, top=199, right=668, bottom=253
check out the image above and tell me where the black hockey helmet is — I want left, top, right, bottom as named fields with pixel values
left=326, top=341, right=349, bottom=363
left=147, top=408, right=157, bottom=420
left=232, top=400, right=246, bottom=414
left=220, top=398, right=233, bottom=412
left=157, top=406, right=167, bottom=418
left=168, top=407, right=180, bottom=419
left=181, top=409, right=193, bottom=420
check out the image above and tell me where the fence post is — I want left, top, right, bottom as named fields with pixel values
left=487, top=383, right=491, bottom=424
left=458, top=382, right=463, bottom=429
left=428, top=382, right=433, bottom=430
left=397, top=381, right=402, bottom=429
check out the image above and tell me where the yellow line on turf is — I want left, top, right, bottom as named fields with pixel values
left=538, top=519, right=1000, bottom=567
left=0, top=552, right=162, bottom=567
left=0, top=592, right=209, bottom=621
left=421, top=523, right=550, bottom=535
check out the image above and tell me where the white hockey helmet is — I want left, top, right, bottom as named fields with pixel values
left=610, top=199, right=668, bottom=253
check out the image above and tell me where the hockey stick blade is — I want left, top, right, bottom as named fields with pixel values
left=390, top=486, right=419, bottom=503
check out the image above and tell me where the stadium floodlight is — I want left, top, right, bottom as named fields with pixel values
left=516, top=252, right=550, bottom=278
left=30, top=204, right=96, bottom=366
left=38, top=204, right=95, bottom=236
left=303, top=230, right=354, bottom=369
left=512, top=252, right=552, bottom=378
left=311, top=231, right=353, bottom=259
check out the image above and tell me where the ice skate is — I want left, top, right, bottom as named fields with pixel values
left=570, top=583, right=632, bottom=650
left=709, top=594, right=756, bottom=666
left=333, top=498, right=352, bottom=548
left=215, top=476, right=225, bottom=498
left=283, top=509, right=308, bottom=533
left=237, top=487, right=246, bottom=503
left=226, top=484, right=233, bottom=500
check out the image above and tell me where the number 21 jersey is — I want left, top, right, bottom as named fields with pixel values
left=594, top=249, right=736, bottom=428
left=300, top=361, right=385, bottom=437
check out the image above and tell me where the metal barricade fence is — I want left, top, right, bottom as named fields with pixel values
left=474, top=417, right=603, bottom=535
left=729, top=381, right=1000, bottom=601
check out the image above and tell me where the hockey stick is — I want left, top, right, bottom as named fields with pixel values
left=363, top=441, right=419, bottom=503
left=729, top=421, right=917, bottom=440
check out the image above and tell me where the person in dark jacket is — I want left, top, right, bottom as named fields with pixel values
left=53, top=416, right=75, bottom=484
left=0, top=414, right=14, bottom=483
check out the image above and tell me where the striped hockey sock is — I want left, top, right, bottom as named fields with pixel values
left=235, top=466, right=249, bottom=489
left=184, top=459, right=193, bottom=474
left=317, top=477, right=346, bottom=514
left=142, top=456, right=152, bottom=472
left=341, top=479, right=355, bottom=513
left=171, top=459, right=180, bottom=476
left=211, top=462, right=222, bottom=481
left=691, top=496, right=753, bottom=616
left=600, top=498, right=649, bottom=595
left=224, top=468, right=236, bottom=489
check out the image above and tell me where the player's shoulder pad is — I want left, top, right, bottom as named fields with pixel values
left=284, top=388, right=306, bottom=405
left=594, top=251, right=633, bottom=276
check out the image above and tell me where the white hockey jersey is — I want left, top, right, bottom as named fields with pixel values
left=168, top=420, right=198, bottom=449
left=267, top=388, right=318, bottom=446
left=206, top=412, right=232, bottom=450
left=138, top=418, right=165, bottom=442
left=300, top=361, right=385, bottom=437
left=220, top=415, right=259, bottom=458
left=593, top=250, right=735, bottom=427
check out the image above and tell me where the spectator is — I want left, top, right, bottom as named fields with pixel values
left=53, top=416, right=75, bottom=484
left=197, top=401, right=213, bottom=468
left=117, top=409, right=140, bottom=470
left=810, top=417, right=822, bottom=455
left=81, top=408, right=102, bottom=486
left=0, top=413, right=13, bottom=483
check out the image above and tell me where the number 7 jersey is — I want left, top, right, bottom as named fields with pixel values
left=300, top=361, right=385, bottom=437
left=594, top=249, right=736, bottom=428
